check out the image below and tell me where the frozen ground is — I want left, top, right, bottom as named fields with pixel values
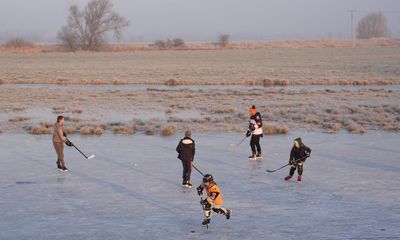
left=0, top=132, right=399, bottom=240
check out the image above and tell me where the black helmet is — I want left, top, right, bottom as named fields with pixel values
left=203, top=174, right=213, bottom=183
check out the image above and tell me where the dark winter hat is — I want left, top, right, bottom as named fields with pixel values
left=294, top=137, right=303, bottom=146
left=203, top=174, right=213, bottom=183
left=185, top=130, right=191, bottom=138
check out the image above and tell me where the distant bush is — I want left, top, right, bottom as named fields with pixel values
left=218, top=34, right=230, bottom=48
left=356, top=11, right=389, bottom=39
left=153, top=38, right=185, bottom=49
left=172, top=38, right=185, bottom=48
left=4, top=38, right=35, bottom=48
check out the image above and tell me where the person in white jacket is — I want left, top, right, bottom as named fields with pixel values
left=247, top=105, right=263, bottom=159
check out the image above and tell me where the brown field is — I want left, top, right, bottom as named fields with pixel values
left=0, top=40, right=400, bottom=86
left=0, top=40, right=399, bottom=135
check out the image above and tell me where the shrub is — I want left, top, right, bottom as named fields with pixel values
left=263, top=124, right=289, bottom=135
left=161, top=125, right=177, bottom=136
left=165, top=79, right=179, bottom=86
left=80, top=126, right=95, bottom=135
left=4, top=38, right=35, bottom=48
left=112, top=126, right=135, bottom=134
left=218, top=34, right=230, bottom=48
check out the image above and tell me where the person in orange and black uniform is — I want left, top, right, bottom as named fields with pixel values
left=247, top=105, right=263, bottom=160
left=284, top=137, right=311, bottom=182
left=176, top=130, right=195, bottom=188
left=197, top=174, right=231, bottom=225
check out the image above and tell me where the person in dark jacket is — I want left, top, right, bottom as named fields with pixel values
left=247, top=105, right=263, bottom=159
left=176, top=130, right=195, bottom=188
left=284, top=137, right=311, bottom=182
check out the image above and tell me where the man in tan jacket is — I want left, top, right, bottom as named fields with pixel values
left=52, top=116, right=71, bottom=172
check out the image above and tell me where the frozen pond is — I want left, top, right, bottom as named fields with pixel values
left=1, top=132, right=399, bottom=239
left=2, top=83, right=400, bottom=92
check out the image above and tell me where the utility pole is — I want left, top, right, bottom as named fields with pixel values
left=350, top=9, right=356, bottom=40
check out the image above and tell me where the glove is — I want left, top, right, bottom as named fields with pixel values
left=305, top=152, right=311, bottom=157
left=197, top=186, right=203, bottom=196
left=63, top=132, right=67, bottom=137
left=246, top=130, right=251, bottom=137
left=65, top=140, right=73, bottom=147
left=200, top=199, right=207, bottom=205
left=289, top=159, right=294, bottom=165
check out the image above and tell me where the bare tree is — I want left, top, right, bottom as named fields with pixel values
left=356, top=11, right=389, bottom=39
left=172, top=38, right=185, bottom=48
left=218, top=34, right=230, bottom=48
left=58, top=0, right=129, bottom=51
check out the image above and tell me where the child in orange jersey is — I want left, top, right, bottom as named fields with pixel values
left=197, top=174, right=231, bottom=225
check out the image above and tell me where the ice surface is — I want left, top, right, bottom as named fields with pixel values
left=0, top=132, right=399, bottom=239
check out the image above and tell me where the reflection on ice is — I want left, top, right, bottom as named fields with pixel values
left=0, top=132, right=399, bottom=239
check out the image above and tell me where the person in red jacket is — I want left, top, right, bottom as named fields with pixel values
left=176, top=130, right=195, bottom=188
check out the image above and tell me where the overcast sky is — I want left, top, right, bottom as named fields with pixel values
left=0, top=0, right=399, bottom=42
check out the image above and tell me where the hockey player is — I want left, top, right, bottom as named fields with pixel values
left=197, top=174, right=231, bottom=226
left=52, top=115, right=73, bottom=172
left=247, top=105, right=263, bottom=160
left=284, top=137, right=311, bottom=182
left=176, top=130, right=195, bottom=188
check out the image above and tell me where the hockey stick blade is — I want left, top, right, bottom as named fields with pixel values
left=87, top=154, right=95, bottom=160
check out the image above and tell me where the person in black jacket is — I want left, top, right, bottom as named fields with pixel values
left=176, top=130, right=195, bottom=188
left=284, top=137, right=311, bottom=182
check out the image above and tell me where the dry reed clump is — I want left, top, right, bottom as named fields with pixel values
left=94, top=126, right=104, bottom=135
left=326, top=123, right=342, bottom=133
left=72, top=109, right=83, bottom=114
left=52, top=107, right=66, bottom=114
left=80, top=126, right=96, bottom=135
left=165, top=108, right=173, bottom=114
left=12, top=107, right=25, bottom=112
left=112, top=126, right=135, bottom=134
left=64, top=126, right=78, bottom=134
left=145, top=126, right=157, bottom=135
left=263, top=124, right=289, bottom=135
left=8, top=116, right=31, bottom=122
left=0, top=79, right=3, bottom=85
left=346, top=120, right=365, bottom=134
left=161, top=125, right=178, bottom=136
left=0, top=128, right=3, bottom=133
left=165, top=79, right=179, bottom=86
left=30, top=122, right=54, bottom=135
left=212, top=108, right=236, bottom=114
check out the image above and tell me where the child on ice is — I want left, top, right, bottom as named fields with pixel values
left=197, top=174, right=231, bottom=225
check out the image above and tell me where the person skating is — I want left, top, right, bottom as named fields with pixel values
left=284, top=137, right=311, bottom=182
left=197, top=174, right=231, bottom=226
left=247, top=105, right=263, bottom=160
left=52, top=116, right=72, bottom=172
left=176, top=130, right=195, bottom=188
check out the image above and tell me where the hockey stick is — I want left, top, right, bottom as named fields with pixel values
left=229, top=135, right=248, bottom=147
left=266, top=157, right=307, bottom=173
left=266, top=163, right=290, bottom=173
left=67, top=138, right=95, bottom=160
left=192, top=164, right=205, bottom=177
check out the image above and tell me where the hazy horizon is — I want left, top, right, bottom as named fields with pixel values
left=0, top=0, right=399, bottom=43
